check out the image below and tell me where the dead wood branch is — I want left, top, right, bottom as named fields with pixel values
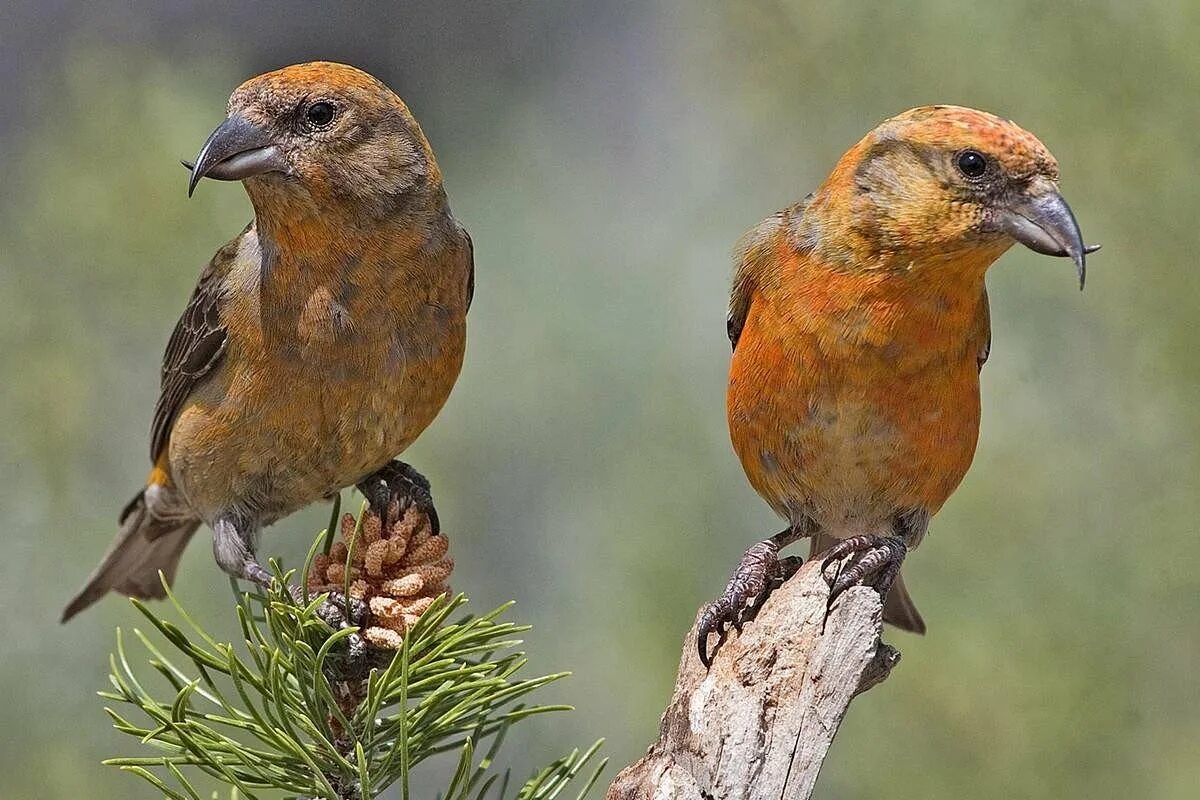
left=607, top=557, right=899, bottom=800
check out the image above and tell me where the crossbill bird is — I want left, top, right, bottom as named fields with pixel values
left=698, top=106, right=1098, bottom=666
left=62, top=62, right=473, bottom=621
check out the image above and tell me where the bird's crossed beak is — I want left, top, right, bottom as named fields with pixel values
left=995, top=180, right=1100, bottom=290
left=183, top=115, right=288, bottom=197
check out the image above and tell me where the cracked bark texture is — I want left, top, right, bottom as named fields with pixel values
left=606, top=557, right=900, bottom=800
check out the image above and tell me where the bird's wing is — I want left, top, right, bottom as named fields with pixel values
left=149, top=231, right=241, bottom=462
left=973, top=288, right=992, bottom=372
left=728, top=199, right=808, bottom=351
left=463, top=226, right=475, bottom=313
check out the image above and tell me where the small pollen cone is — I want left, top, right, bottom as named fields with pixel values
left=308, top=498, right=452, bottom=650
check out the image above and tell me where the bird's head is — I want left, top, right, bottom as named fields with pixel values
left=806, top=105, right=1097, bottom=288
left=186, top=62, right=442, bottom=222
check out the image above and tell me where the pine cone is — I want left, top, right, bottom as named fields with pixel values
left=308, top=497, right=452, bottom=649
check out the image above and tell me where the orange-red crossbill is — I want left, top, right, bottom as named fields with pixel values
left=699, top=106, right=1098, bottom=665
left=63, top=62, right=473, bottom=621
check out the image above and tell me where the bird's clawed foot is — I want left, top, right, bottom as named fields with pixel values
left=307, top=588, right=369, bottom=630
left=820, top=534, right=907, bottom=607
left=357, top=460, right=439, bottom=536
left=306, top=590, right=387, bottom=681
left=697, top=529, right=804, bottom=669
left=214, top=514, right=378, bottom=678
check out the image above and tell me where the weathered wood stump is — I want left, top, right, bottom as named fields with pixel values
left=607, top=557, right=899, bottom=800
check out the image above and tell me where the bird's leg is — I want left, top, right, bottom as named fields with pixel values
left=820, top=509, right=927, bottom=605
left=212, top=516, right=272, bottom=589
left=213, top=515, right=369, bottom=648
left=697, top=522, right=812, bottom=668
left=357, top=460, right=439, bottom=535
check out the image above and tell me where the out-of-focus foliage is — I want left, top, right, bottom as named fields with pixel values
left=0, top=1, right=1196, bottom=798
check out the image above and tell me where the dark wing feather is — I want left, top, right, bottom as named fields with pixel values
left=728, top=226, right=773, bottom=351
left=973, top=288, right=992, bottom=372
left=149, top=234, right=239, bottom=462
left=729, top=199, right=808, bottom=351
left=463, top=227, right=475, bottom=313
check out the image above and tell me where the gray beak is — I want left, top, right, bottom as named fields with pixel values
left=996, top=183, right=1100, bottom=290
left=185, top=115, right=287, bottom=197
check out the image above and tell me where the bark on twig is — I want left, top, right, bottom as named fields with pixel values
left=607, top=558, right=899, bottom=800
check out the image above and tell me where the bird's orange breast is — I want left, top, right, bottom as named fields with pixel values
left=167, top=224, right=470, bottom=524
left=727, top=243, right=989, bottom=537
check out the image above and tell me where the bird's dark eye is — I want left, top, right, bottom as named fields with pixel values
left=305, top=101, right=336, bottom=129
left=956, top=149, right=988, bottom=178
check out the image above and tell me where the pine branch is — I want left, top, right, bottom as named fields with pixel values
left=99, top=505, right=606, bottom=800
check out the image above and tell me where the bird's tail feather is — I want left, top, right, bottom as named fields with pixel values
left=61, top=489, right=201, bottom=622
left=811, top=533, right=926, bottom=634
left=881, top=571, right=926, bottom=634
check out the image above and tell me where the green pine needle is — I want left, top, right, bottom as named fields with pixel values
left=102, top=515, right=605, bottom=800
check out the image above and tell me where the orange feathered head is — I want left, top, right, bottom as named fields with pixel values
left=186, top=62, right=442, bottom=219
left=805, top=105, right=1096, bottom=287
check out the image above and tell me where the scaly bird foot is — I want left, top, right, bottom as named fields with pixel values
left=697, top=529, right=804, bottom=669
left=216, top=503, right=375, bottom=680
left=234, top=557, right=376, bottom=680
left=309, top=589, right=388, bottom=680
left=357, top=460, right=440, bottom=536
left=291, top=557, right=383, bottom=681
left=820, top=534, right=907, bottom=606
left=304, top=587, right=369, bottom=630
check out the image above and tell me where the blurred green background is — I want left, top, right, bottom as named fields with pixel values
left=1, top=1, right=1197, bottom=798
